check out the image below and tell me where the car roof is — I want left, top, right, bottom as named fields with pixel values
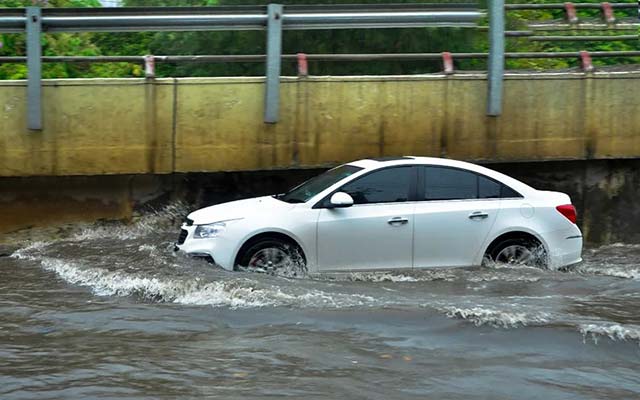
left=346, top=156, right=535, bottom=194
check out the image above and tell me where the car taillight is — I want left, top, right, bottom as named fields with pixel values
left=556, top=204, right=577, bottom=224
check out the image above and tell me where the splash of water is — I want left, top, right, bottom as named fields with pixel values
left=71, top=202, right=189, bottom=241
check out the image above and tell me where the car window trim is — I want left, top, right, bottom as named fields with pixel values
left=421, top=165, right=523, bottom=201
left=312, top=165, right=419, bottom=209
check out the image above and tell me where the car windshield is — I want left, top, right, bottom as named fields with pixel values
left=276, top=165, right=363, bottom=204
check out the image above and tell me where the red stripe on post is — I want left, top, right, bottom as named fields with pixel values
left=601, top=2, right=616, bottom=24
left=580, top=51, right=594, bottom=72
left=297, top=53, right=308, bottom=77
left=564, top=2, right=579, bottom=24
left=442, top=51, right=454, bottom=75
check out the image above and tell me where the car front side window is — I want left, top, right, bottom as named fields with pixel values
left=339, top=166, right=413, bottom=205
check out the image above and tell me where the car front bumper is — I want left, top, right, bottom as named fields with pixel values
left=174, top=224, right=236, bottom=271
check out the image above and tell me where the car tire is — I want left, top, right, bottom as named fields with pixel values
left=238, top=237, right=306, bottom=277
left=488, top=237, right=548, bottom=268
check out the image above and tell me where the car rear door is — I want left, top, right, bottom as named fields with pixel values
left=413, top=166, right=501, bottom=268
left=316, top=166, right=416, bottom=271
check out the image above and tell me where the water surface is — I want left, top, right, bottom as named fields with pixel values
left=2, top=205, right=640, bottom=399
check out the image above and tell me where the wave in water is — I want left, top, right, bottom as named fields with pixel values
left=440, top=306, right=551, bottom=329
left=336, top=270, right=456, bottom=283
left=580, top=323, right=640, bottom=345
left=12, top=248, right=377, bottom=309
left=573, top=264, right=640, bottom=280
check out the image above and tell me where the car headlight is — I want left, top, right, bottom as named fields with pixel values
left=194, top=222, right=226, bottom=239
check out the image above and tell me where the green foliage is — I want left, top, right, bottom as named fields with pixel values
left=120, top=0, right=480, bottom=77
left=0, top=0, right=637, bottom=79
left=504, top=0, right=639, bottom=70
left=1, top=0, right=108, bottom=79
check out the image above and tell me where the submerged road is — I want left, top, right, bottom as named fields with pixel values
left=1, top=204, right=640, bottom=399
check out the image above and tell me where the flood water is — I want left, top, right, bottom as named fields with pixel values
left=2, top=204, right=640, bottom=399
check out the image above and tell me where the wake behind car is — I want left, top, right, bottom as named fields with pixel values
left=175, top=157, right=582, bottom=274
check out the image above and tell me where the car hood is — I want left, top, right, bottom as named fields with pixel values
left=187, top=195, right=295, bottom=225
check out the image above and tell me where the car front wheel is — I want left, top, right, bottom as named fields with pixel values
left=238, top=238, right=306, bottom=277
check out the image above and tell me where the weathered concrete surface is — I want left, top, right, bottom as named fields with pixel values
left=0, top=174, right=183, bottom=236
left=1, top=72, right=640, bottom=177
left=0, top=79, right=175, bottom=176
left=1, top=160, right=638, bottom=245
left=0, top=175, right=133, bottom=233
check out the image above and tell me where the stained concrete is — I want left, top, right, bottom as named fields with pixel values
left=1, top=72, right=639, bottom=177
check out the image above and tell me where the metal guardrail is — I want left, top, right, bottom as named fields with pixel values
left=0, top=4, right=481, bottom=129
left=0, top=3, right=638, bottom=128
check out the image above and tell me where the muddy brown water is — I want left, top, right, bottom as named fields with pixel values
left=1, top=204, right=640, bottom=399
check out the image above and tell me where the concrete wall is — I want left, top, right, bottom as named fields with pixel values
left=1, top=160, right=639, bottom=244
left=1, top=72, right=639, bottom=177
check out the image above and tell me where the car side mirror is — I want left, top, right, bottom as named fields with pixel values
left=328, top=192, right=354, bottom=208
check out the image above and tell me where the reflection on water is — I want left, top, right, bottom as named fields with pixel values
left=1, top=205, right=640, bottom=399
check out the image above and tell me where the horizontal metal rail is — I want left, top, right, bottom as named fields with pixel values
left=505, top=3, right=638, bottom=10
left=505, top=31, right=639, bottom=41
left=526, top=34, right=639, bottom=41
left=0, top=4, right=478, bottom=16
left=0, top=5, right=480, bottom=33
left=2, top=51, right=639, bottom=64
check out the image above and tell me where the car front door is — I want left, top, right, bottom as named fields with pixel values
left=316, top=166, right=416, bottom=271
left=413, top=166, right=501, bottom=268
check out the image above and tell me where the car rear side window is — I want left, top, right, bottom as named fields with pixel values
left=340, top=166, right=412, bottom=204
left=501, top=184, right=522, bottom=198
left=424, top=167, right=476, bottom=200
left=423, top=166, right=522, bottom=200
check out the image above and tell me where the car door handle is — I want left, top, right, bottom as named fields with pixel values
left=468, top=211, right=489, bottom=220
left=388, top=217, right=409, bottom=225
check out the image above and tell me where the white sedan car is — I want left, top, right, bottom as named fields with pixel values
left=175, top=157, right=582, bottom=274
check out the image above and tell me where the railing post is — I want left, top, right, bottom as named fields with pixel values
left=580, top=50, right=594, bottom=72
left=487, top=0, right=504, bottom=116
left=297, top=52, right=308, bottom=77
left=26, top=7, right=42, bottom=131
left=601, top=2, right=616, bottom=24
left=144, top=55, right=155, bottom=78
left=264, top=3, right=283, bottom=124
left=564, top=2, right=579, bottom=24
left=441, top=52, right=454, bottom=75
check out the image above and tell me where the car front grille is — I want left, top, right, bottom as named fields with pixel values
left=185, top=217, right=194, bottom=226
left=177, top=229, right=188, bottom=245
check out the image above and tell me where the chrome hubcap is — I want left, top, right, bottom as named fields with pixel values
left=248, top=247, right=290, bottom=271
left=495, top=245, right=537, bottom=265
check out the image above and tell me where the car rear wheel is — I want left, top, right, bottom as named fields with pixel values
left=238, top=238, right=306, bottom=277
left=487, top=238, right=548, bottom=268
